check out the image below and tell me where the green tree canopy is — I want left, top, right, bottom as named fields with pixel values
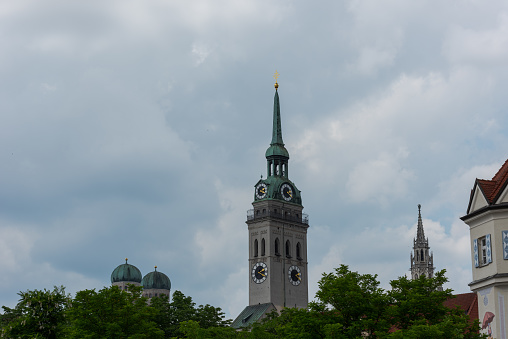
left=228, top=266, right=484, bottom=339
left=0, top=267, right=485, bottom=339
left=0, top=286, right=69, bottom=339
left=65, top=284, right=163, bottom=338
left=150, top=290, right=231, bottom=338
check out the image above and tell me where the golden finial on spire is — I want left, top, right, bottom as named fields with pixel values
left=273, top=70, right=280, bottom=89
left=125, top=258, right=128, bottom=264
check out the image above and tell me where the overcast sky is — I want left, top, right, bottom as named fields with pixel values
left=2, top=0, right=508, bottom=319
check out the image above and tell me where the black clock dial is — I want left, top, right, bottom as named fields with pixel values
left=252, top=262, right=268, bottom=284
left=256, top=183, right=267, bottom=199
left=281, top=183, right=293, bottom=201
left=288, top=265, right=301, bottom=286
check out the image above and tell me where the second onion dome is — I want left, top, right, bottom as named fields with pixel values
left=142, top=266, right=171, bottom=302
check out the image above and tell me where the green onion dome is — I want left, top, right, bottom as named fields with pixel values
left=142, top=266, right=171, bottom=290
left=111, top=258, right=142, bottom=284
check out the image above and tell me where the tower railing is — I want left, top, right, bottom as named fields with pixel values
left=247, top=209, right=309, bottom=225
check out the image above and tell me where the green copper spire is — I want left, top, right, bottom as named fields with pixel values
left=256, top=74, right=302, bottom=205
left=271, top=89, right=284, bottom=146
left=265, top=80, right=289, bottom=159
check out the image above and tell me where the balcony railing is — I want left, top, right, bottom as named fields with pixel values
left=247, top=209, right=309, bottom=225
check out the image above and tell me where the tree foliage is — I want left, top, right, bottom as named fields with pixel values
left=0, top=266, right=485, bottom=339
left=0, top=286, right=69, bottom=339
left=65, top=284, right=163, bottom=338
left=313, top=265, right=391, bottom=337
left=239, top=265, right=484, bottom=339
left=386, top=271, right=483, bottom=339
left=150, top=290, right=231, bottom=338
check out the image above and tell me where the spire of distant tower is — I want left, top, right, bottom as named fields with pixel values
left=416, top=204, right=426, bottom=242
left=410, top=204, right=435, bottom=280
left=271, top=71, right=284, bottom=147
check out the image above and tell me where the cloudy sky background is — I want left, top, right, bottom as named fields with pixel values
left=2, top=0, right=508, bottom=318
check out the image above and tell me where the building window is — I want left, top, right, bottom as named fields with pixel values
left=286, top=240, right=291, bottom=258
left=275, top=238, right=280, bottom=256
left=480, top=237, right=488, bottom=265
left=420, top=249, right=424, bottom=261
left=254, top=239, right=258, bottom=257
left=503, top=231, right=508, bottom=260
left=296, top=242, right=302, bottom=259
left=261, top=238, right=266, bottom=256
left=474, top=234, right=492, bottom=267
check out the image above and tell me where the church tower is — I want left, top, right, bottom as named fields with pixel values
left=410, top=204, right=435, bottom=279
left=232, top=76, right=309, bottom=328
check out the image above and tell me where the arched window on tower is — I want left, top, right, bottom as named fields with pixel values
left=286, top=240, right=291, bottom=258
left=275, top=238, right=280, bottom=256
left=296, top=242, right=302, bottom=259
left=254, top=239, right=258, bottom=257
left=261, top=238, right=266, bottom=256
left=416, top=251, right=419, bottom=261
left=420, top=249, right=424, bottom=261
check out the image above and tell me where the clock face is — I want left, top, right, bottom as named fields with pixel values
left=280, top=183, right=293, bottom=201
left=256, top=183, right=267, bottom=200
left=252, top=262, right=268, bottom=284
left=288, top=265, right=302, bottom=286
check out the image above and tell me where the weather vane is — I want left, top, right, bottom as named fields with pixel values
left=274, top=70, right=280, bottom=89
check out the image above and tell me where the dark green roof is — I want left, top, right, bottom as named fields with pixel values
left=265, top=144, right=289, bottom=158
left=254, top=176, right=302, bottom=206
left=111, top=260, right=142, bottom=284
left=231, top=303, right=276, bottom=329
left=265, top=89, right=289, bottom=159
left=142, top=269, right=171, bottom=290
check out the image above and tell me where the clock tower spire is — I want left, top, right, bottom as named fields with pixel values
left=232, top=75, right=309, bottom=329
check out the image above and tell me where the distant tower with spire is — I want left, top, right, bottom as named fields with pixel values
left=410, top=204, right=435, bottom=279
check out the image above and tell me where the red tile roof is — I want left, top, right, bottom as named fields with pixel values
left=477, top=158, right=508, bottom=203
left=444, top=292, right=478, bottom=323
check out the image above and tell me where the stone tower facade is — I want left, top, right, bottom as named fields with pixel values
left=410, top=204, right=435, bottom=279
left=462, top=159, right=508, bottom=339
left=247, top=81, right=309, bottom=311
left=232, top=79, right=309, bottom=328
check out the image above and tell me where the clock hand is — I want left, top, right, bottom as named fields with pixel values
left=259, top=272, right=266, bottom=277
left=288, top=191, right=292, bottom=197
